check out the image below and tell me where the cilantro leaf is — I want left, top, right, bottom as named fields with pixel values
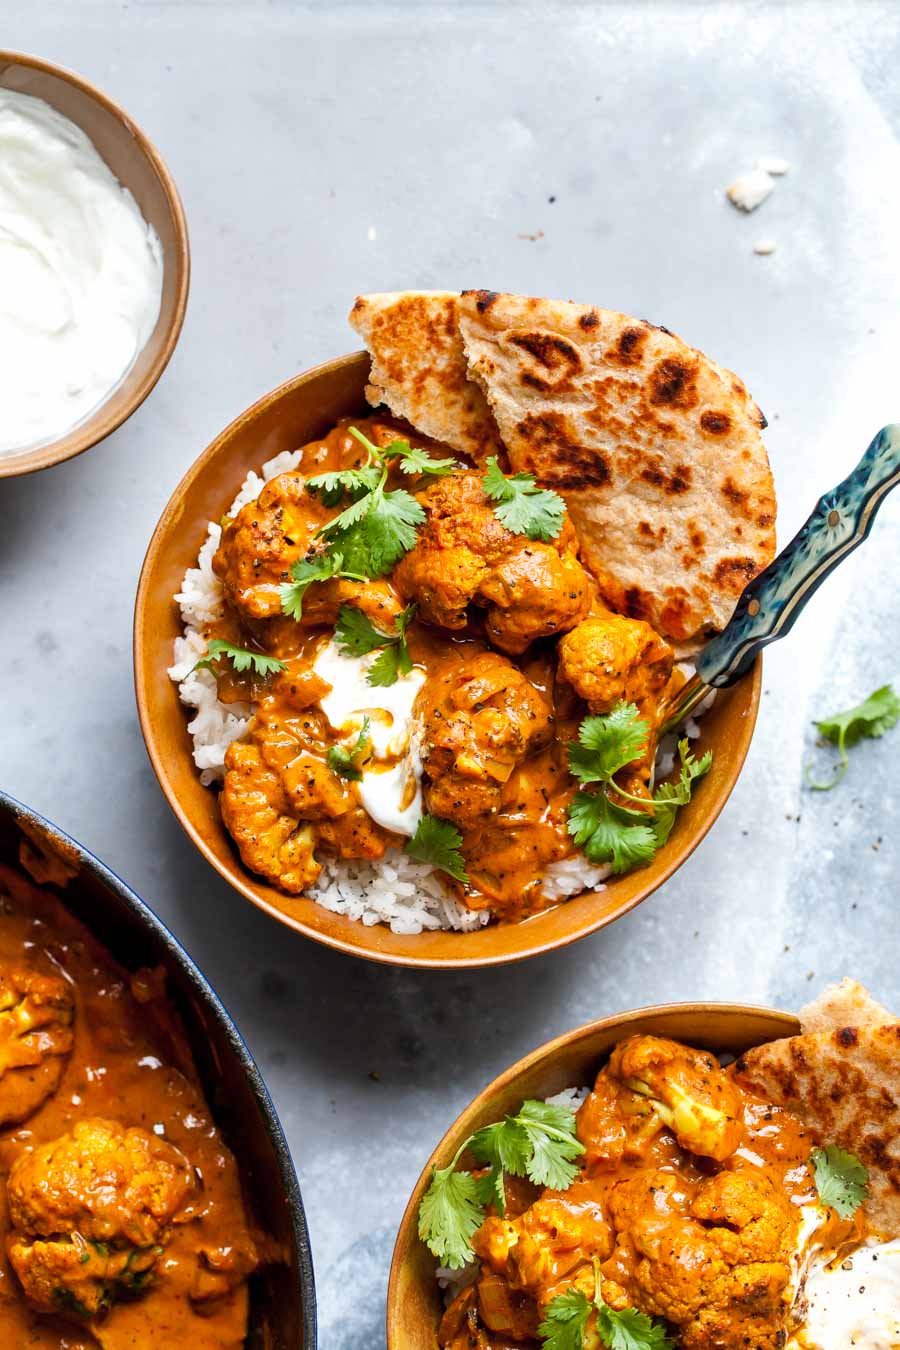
left=333, top=603, right=416, bottom=687
left=191, top=639, right=285, bottom=679
left=538, top=1289, right=592, bottom=1350
left=326, top=717, right=370, bottom=781
left=517, top=1100, right=584, bottom=1190
left=417, top=1164, right=486, bottom=1269
left=809, top=683, right=900, bottom=791
left=324, top=484, right=425, bottom=578
left=812, top=1144, right=869, bottom=1219
left=651, top=739, right=713, bottom=848
left=334, top=605, right=390, bottom=657
left=279, top=552, right=349, bottom=621
left=596, top=1304, right=674, bottom=1350
left=568, top=704, right=650, bottom=784
left=418, top=1098, right=583, bottom=1267
left=567, top=791, right=657, bottom=874
left=405, top=815, right=469, bottom=882
left=306, top=463, right=382, bottom=506
left=482, top=455, right=566, bottom=541
left=381, top=438, right=459, bottom=477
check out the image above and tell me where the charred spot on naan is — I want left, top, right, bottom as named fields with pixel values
left=513, top=411, right=611, bottom=487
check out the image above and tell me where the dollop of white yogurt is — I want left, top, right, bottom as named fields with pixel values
left=313, top=638, right=426, bottom=837
left=791, top=1240, right=900, bottom=1349
left=0, top=90, right=164, bottom=455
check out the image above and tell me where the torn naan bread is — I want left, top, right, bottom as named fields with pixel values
left=734, top=996, right=900, bottom=1235
left=349, top=291, right=503, bottom=464
left=457, top=290, right=777, bottom=643
left=800, top=977, right=894, bottom=1034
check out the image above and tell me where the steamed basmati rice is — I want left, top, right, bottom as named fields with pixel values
left=169, top=448, right=708, bottom=934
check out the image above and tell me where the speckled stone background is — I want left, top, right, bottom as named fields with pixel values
left=2, top=2, right=900, bottom=1344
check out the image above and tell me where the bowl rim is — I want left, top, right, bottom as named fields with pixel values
left=0, top=48, right=190, bottom=479
left=134, top=352, right=763, bottom=970
left=0, top=786, right=317, bottom=1348
left=386, top=999, right=801, bottom=1346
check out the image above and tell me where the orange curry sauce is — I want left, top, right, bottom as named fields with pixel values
left=0, top=863, right=257, bottom=1349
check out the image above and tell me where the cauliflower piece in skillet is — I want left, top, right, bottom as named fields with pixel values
left=557, top=612, right=674, bottom=715
left=608, top=1034, right=744, bottom=1162
left=415, top=650, right=553, bottom=830
left=0, top=967, right=74, bottom=1127
left=603, top=1167, right=798, bottom=1350
left=392, top=471, right=592, bottom=654
left=6, top=1118, right=194, bottom=1321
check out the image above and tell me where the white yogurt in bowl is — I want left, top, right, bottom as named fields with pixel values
left=0, top=89, right=164, bottom=456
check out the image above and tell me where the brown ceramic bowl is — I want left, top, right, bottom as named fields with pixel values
left=387, top=1001, right=800, bottom=1348
left=0, top=51, right=189, bottom=478
left=134, top=351, right=762, bottom=969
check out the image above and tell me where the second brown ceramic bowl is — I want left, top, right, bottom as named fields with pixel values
left=0, top=51, right=189, bottom=477
left=387, top=1001, right=800, bottom=1349
left=134, top=351, right=762, bottom=968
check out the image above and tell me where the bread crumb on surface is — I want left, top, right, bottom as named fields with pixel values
left=726, top=168, right=775, bottom=212
left=756, top=154, right=790, bottom=175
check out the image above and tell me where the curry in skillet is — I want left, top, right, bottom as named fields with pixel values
left=0, top=862, right=258, bottom=1348
left=422, top=1031, right=887, bottom=1350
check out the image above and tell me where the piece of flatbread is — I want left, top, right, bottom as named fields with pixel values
left=734, top=1023, right=900, bottom=1236
left=800, top=978, right=894, bottom=1034
left=349, top=291, right=503, bottom=464
left=457, top=289, right=777, bottom=643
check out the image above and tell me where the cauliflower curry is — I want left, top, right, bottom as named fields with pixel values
left=0, top=862, right=259, bottom=1348
left=436, top=1035, right=856, bottom=1350
left=200, top=417, right=691, bottom=921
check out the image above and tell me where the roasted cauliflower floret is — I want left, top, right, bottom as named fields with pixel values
left=603, top=1167, right=798, bottom=1350
left=220, top=740, right=321, bottom=893
left=608, top=1035, right=744, bottom=1162
left=416, top=651, right=553, bottom=830
left=475, top=1186, right=614, bottom=1306
left=0, top=967, right=74, bottom=1127
left=393, top=471, right=592, bottom=653
left=6, top=1118, right=194, bottom=1321
left=557, top=613, right=674, bottom=715
left=213, top=473, right=331, bottom=620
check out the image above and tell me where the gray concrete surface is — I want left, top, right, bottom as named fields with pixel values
left=2, top=2, right=900, bottom=1344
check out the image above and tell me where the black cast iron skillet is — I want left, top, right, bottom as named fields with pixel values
left=0, top=789, right=316, bottom=1349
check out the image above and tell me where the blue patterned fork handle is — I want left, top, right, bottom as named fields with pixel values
left=662, top=424, right=900, bottom=731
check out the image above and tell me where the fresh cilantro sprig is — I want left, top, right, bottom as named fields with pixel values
left=381, top=438, right=459, bottom=478
left=278, top=551, right=368, bottom=622
left=333, top=603, right=417, bottom=687
left=539, top=1271, right=673, bottom=1350
left=405, top=815, right=468, bottom=883
left=418, top=1098, right=583, bottom=1268
left=812, top=1144, right=869, bottom=1219
left=306, top=426, right=457, bottom=578
left=191, top=639, right=285, bottom=679
left=565, top=705, right=712, bottom=875
left=327, top=717, right=371, bottom=781
left=539, top=1261, right=673, bottom=1350
left=807, top=683, right=900, bottom=791
left=650, top=740, right=714, bottom=848
left=482, top=455, right=565, bottom=541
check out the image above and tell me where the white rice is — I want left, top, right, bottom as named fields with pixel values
left=168, top=453, right=707, bottom=934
